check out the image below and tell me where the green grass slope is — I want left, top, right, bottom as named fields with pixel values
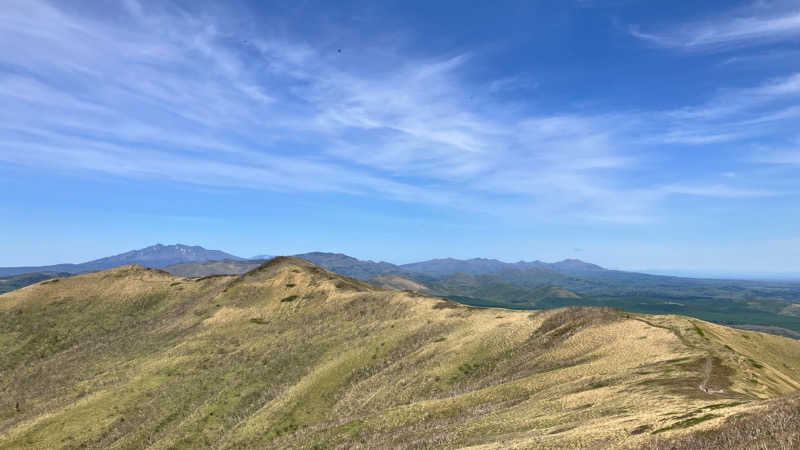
left=2, top=258, right=800, bottom=449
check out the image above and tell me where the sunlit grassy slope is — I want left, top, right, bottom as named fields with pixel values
left=1, top=257, right=799, bottom=449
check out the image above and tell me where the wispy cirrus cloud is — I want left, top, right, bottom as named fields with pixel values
left=750, top=138, right=800, bottom=167
left=638, top=71, right=800, bottom=152
left=667, top=73, right=800, bottom=120
left=0, top=0, right=783, bottom=226
left=661, top=184, right=774, bottom=198
left=630, top=5, right=800, bottom=50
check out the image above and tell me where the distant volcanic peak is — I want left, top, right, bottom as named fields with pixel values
left=80, top=243, right=245, bottom=270
left=553, top=258, right=605, bottom=270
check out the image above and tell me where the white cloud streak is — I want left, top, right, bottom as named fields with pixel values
left=630, top=6, right=800, bottom=50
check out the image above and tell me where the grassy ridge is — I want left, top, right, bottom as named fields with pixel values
left=2, top=258, right=800, bottom=448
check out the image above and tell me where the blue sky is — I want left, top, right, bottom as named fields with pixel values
left=1, top=0, right=799, bottom=275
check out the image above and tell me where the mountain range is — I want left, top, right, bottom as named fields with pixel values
left=2, top=257, right=800, bottom=448
left=0, top=245, right=610, bottom=278
left=4, top=244, right=800, bottom=339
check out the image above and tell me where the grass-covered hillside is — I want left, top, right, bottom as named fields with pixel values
left=155, top=253, right=800, bottom=338
left=2, top=258, right=800, bottom=449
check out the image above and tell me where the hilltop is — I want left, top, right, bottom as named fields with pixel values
left=2, top=258, right=800, bottom=448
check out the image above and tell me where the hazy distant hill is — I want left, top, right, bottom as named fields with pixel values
left=399, top=257, right=520, bottom=275
left=3, top=258, right=800, bottom=448
left=546, top=258, right=607, bottom=274
left=0, top=244, right=244, bottom=276
left=398, top=257, right=606, bottom=277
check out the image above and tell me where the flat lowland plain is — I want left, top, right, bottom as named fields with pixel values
left=1, top=257, right=799, bottom=449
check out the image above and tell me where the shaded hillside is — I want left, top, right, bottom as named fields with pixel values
left=0, top=272, right=71, bottom=295
left=0, top=244, right=244, bottom=276
left=2, top=259, right=800, bottom=448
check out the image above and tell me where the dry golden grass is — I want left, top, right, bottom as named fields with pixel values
left=642, top=393, right=800, bottom=450
left=1, top=257, right=799, bottom=449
